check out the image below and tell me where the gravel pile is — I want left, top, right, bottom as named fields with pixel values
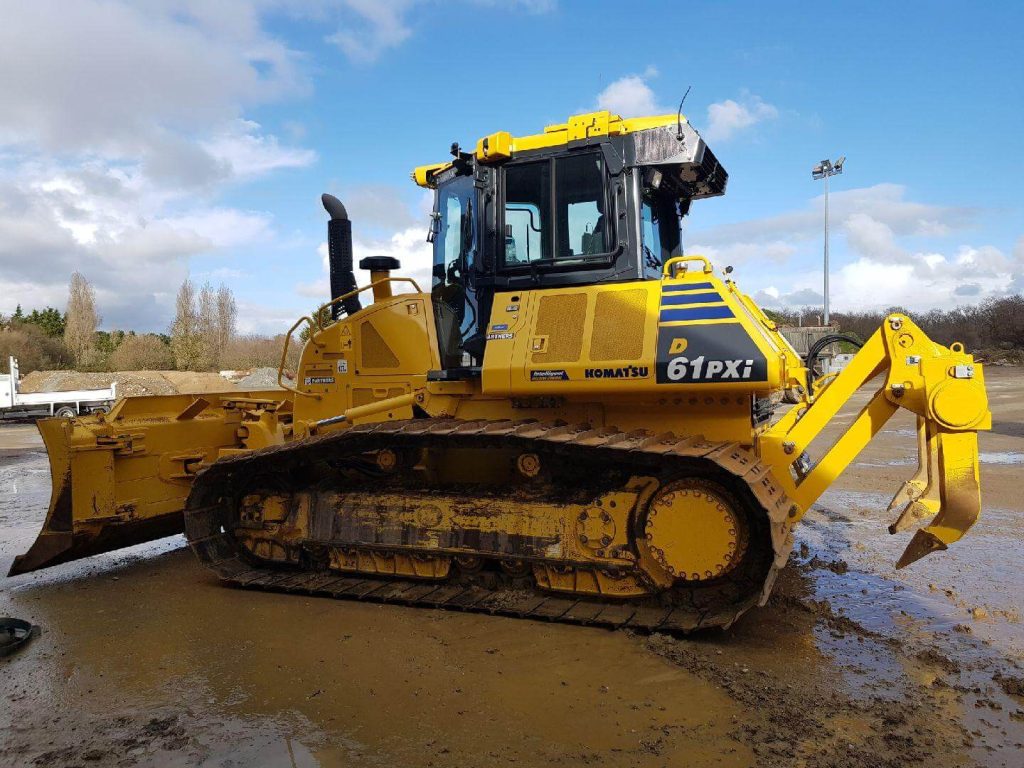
left=234, top=367, right=285, bottom=390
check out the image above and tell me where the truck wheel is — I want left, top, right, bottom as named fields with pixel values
left=54, top=406, right=77, bottom=419
left=92, top=405, right=110, bottom=414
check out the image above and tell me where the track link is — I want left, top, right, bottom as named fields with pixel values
left=184, top=418, right=796, bottom=633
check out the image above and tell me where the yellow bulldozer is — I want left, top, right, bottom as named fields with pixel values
left=11, top=111, right=991, bottom=632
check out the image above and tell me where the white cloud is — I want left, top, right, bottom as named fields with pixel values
left=297, top=224, right=432, bottom=300
left=0, top=1, right=318, bottom=331
left=325, top=0, right=415, bottom=63
left=692, top=184, right=975, bottom=249
left=0, top=1, right=306, bottom=154
left=687, top=183, right=1020, bottom=313
left=748, top=240, right=1022, bottom=314
left=202, top=120, right=317, bottom=178
left=323, top=0, right=557, bottom=63
left=596, top=74, right=665, bottom=117
left=705, top=93, right=778, bottom=141
left=160, top=209, right=275, bottom=249
left=687, top=240, right=797, bottom=268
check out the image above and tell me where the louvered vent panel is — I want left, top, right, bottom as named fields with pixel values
left=532, top=293, right=587, bottom=363
left=590, top=289, right=647, bottom=361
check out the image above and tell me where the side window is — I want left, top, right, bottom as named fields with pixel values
left=501, top=150, right=611, bottom=270
left=555, top=153, right=607, bottom=259
left=503, top=161, right=550, bottom=266
left=442, top=194, right=464, bottom=278
left=641, top=193, right=682, bottom=279
left=641, top=198, right=662, bottom=278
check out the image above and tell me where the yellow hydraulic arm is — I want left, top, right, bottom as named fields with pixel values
left=760, top=314, right=991, bottom=568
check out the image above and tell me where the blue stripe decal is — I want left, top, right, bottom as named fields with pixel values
left=660, top=292, right=722, bottom=306
left=662, top=282, right=715, bottom=293
left=659, top=305, right=736, bottom=323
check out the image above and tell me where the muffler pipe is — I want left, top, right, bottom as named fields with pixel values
left=322, top=193, right=362, bottom=319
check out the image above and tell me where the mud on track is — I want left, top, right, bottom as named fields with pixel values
left=2, top=368, right=1023, bottom=767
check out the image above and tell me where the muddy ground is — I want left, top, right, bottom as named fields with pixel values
left=1, top=369, right=1022, bottom=767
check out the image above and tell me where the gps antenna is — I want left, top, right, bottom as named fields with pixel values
left=676, top=85, right=692, bottom=141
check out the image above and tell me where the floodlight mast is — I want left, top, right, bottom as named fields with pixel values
left=811, top=156, right=844, bottom=325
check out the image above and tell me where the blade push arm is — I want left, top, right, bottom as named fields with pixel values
left=760, top=314, right=991, bottom=567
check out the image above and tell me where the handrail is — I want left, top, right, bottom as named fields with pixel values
left=662, top=255, right=713, bottom=278
left=277, top=315, right=320, bottom=399
left=313, top=277, right=423, bottom=331
left=276, top=276, right=425, bottom=399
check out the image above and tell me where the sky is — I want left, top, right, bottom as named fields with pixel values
left=0, top=0, right=1021, bottom=334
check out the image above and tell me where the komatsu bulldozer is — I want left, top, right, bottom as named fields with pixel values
left=10, top=111, right=991, bottom=632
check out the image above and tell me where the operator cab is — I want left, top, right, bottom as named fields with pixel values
left=421, top=111, right=727, bottom=379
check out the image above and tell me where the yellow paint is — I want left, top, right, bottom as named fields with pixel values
left=13, top=98, right=991, bottom=594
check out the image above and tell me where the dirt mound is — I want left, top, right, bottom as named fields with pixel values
left=18, top=370, right=238, bottom=397
left=19, top=367, right=288, bottom=398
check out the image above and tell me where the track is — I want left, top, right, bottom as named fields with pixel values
left=184, top=418, right=796, bottom=633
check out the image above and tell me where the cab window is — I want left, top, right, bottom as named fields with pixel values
left=501, top=150, right=611, bottom=269
left=504, top=160, right=550, bottom=266
left=555, top=152, right=607, bottom=259
left=641, top=197, right=662, bottom=277
left=431, top=174, right=478, bottom=367
left=641, top=191, right=682, bottom=279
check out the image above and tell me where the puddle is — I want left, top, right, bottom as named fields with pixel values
left=978, top=451, right=1024, bottom=465
left=855, top=451, right=1024, bottom=468
left=801, top=489, right=1024, bottom=765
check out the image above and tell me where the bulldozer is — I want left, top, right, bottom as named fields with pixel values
left=10, top=111, right=991, bottom=632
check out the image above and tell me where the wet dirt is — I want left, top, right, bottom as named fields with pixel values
left=1, top=369, right=1022, bottom=767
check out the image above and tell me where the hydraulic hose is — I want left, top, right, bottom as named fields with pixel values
left=806, top=333, right=864, bottom=395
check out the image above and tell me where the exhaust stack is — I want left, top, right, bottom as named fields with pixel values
left=322, top=193, right=362, bottom=319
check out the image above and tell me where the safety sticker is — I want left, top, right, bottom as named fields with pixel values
left=530, top=369, right=569, bottom=381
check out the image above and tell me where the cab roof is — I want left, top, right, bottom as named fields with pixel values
left=412, top=111, right=686, bottom=189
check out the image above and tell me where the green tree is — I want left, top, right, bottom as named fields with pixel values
left=299, top=304, right=334, bottom=343
left=23, top=306, right=67, bottom=337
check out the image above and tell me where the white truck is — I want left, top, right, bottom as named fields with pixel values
left=1, top=356, right=117, bottom=419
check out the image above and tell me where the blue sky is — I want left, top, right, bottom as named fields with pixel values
left=1, top=1, right=1020, bottom=333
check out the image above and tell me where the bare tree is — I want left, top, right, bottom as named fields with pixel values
left=197, top=282, right=218, bottom=369
left=170, top=279, right=203, bottom=371
left=216, top=284, right=237, bottom=365
left=64, top=272, right=100, bottom=369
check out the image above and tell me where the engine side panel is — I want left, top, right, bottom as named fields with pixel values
left=481, top=272, right=787, bottom=397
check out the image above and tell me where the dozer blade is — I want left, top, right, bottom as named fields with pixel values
left=8, top=391, right=290, bottom=576
left=7, top=418, right=186, bottom=575
left=892, top=427, right=982, bottom=569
